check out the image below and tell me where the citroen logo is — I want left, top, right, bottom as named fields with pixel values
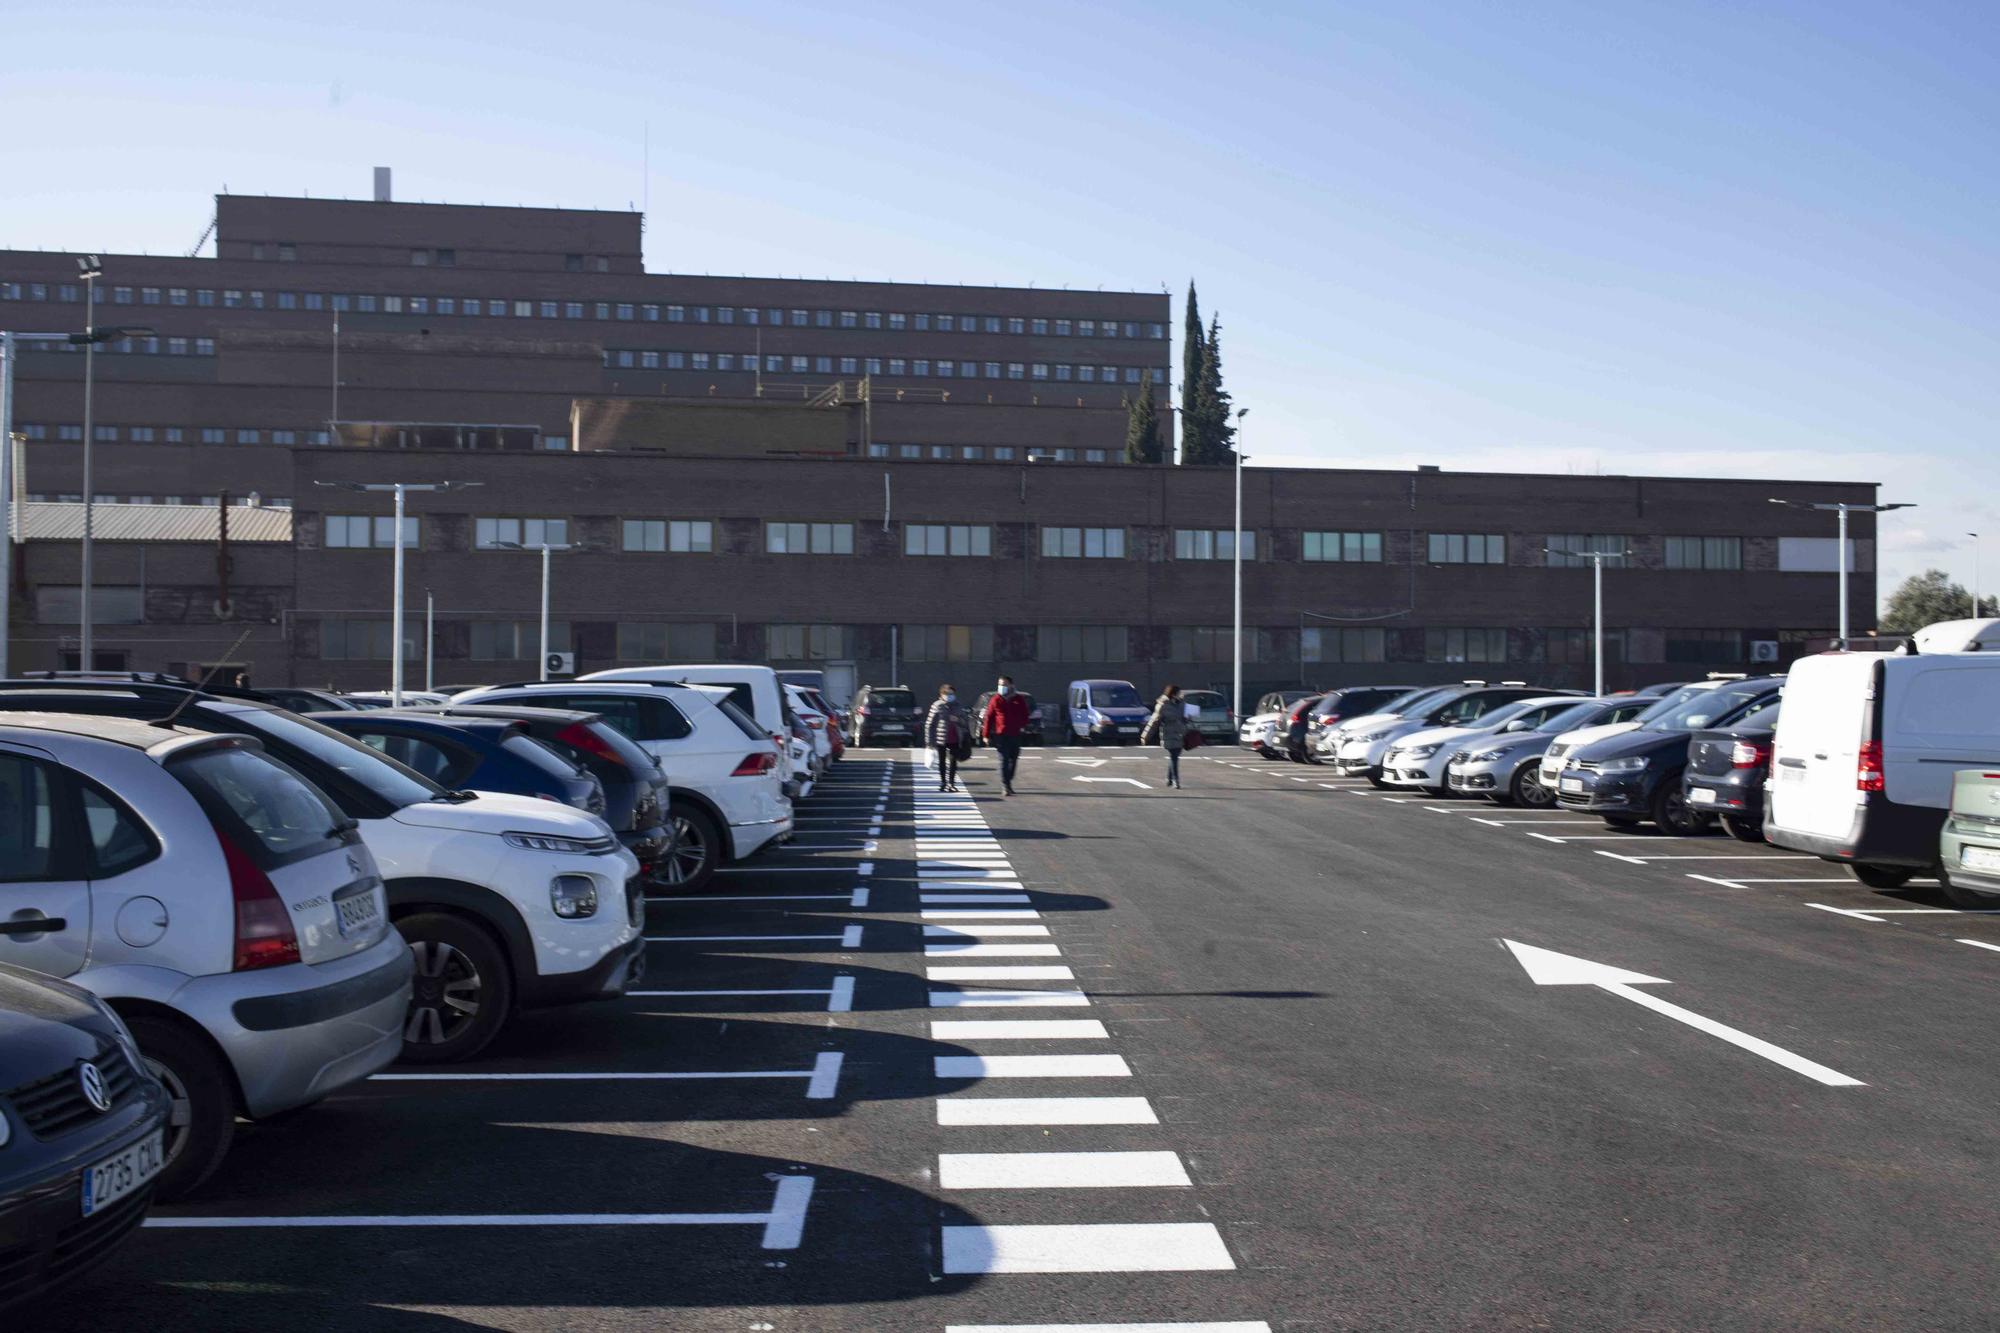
left=78, top=1061, right=112, bottom=1114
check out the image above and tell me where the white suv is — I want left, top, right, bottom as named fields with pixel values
left=452, top=681, right=792, bottom=891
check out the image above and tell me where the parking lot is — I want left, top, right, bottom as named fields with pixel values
left=37, top=743, right=2000, bottom=1330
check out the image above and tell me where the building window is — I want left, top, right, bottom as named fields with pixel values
left=1663, top=536, right=1743, bottom=570
left=1546, top=535, right=1631, bottom=568
left=864, top=311, right=883, bottom=330
left=839, top=310, right=858, bottom=328
left=1007, top=362, right=1025, bottom=380
left=994, top=447, right=1016, bottom=461
left=325, top=515, right=420, bottom=549
left=766, top=521, right=853, bottom=555
left=867, top=443, right=888, bottom=458
left=768, top=624, right=854, bottom=660
left=1085, top=449, right=1107, bottom=463
left=34, top=586, right=143, bottom=625
left=1303, top=531, right=1383, bottom=563
left=983, top=361, right=1001, bottom=379
left=905, top=524, right=992, bottom=557
left=93, top=426, right=118, bottom=442
left=475, top=517, right=569, bottom=550
left=236, top=429, right=261, bottom=445
left=616, top=621, right=717, bottom=660
left=1036, top=624, right=1128, bottom=663
left=323, top=619, right=409, bottom=660
left=270, top=429, right=296, bottom=445
left=623, top=519, right=712, bottom=553
left=193, top=337, right=215, bottom=356
left=901, top=624, right=994, bottom=662
left=1427, top=533, right=1506, bottom=565
left=1041, top=526, right=1125, bottom=559
left=1078, top=366, right=1097, bottom=383
left=1171, top=627, right=1260, bottom=663
left=1173, top=529, right=1255, bottom=560
left=1302, top=627, right=1388, bottom=663
left=1665, top=628, right=1744, bottom=665
left=275, top=291, right=298, bottom=310
left=1425, top=627, right=1509, bottom=663
left=470, top=620, right=573, bottom=660
left=128, top=427, right=155, bottom=442
left=198, top=428, right=224, bottom=444
left=899, top=445, right=920, bottom=459
left=1544, top=628, right=1628, bottom=665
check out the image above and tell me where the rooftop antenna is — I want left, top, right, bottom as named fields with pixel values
left=154, top=627, right=254, bottom=729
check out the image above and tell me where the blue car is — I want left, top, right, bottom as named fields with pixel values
left=307, top=711, right=605, bottom=815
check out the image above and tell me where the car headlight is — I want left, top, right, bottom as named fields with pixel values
left=1402, top=743, right=1442, bottom=759
left=506, top=831, right=602, bottom=854
left=1597, top=757, right=1648, bottom=774
left=550, top=874, right=599, bottom=919
left=1466, top=749, right=1505, bottom=763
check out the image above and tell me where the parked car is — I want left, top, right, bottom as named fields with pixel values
left=0, top=712, right=410, bottom=1197
left=1539, top=679, right=1734, bottom=790
left=209, top=684, right=359, bottom=713
left=1449, top=696, right=1658, bottom=806
left=1288, top=687, right=1413, bottom=762
left=342, top=691, right=452, bottom=709
left=584, top=665, right=791, bottom=745
left=785, top=685, right=834, bottom=774
left=1313, top=685, right=1459, bottom=763
left=451, top=680, right=791, bottom=891
left=1240, top=690, right=1320, bottom=758
left=1335, top=684, right=1570, bottom=786
left=308, top=710, right=607, bottom=814
left=0, top=684, right=642, bottom=1067
left=972, top=689, right=1045, bottom=746
left=848, top=684, right=922, bottom=747
left=1178, top=690, right=1235, bottom=744
left=1767, top=619, right=2000, bottom=888
left=793, top=685, right=846, bottom=760
left=1684, top=706, right=1782, bottom=842
left=1555, top=676, right=1784, bottom=833
left=1381, top=696, right=1584, bottom=796
left=424, top=704, right=673, bottom=877
left=0, top=962, right=172, bottom=1309
left=1066, top=679, right=1150, bottom=745
left=1941, top=768, right=2000, bottom=907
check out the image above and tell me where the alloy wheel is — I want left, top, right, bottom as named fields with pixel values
left=405, top=940, right=482, bottom=1046
left=142, top=1055, right=194, bottom=1167
left=664, top=814, right=710, bottom=886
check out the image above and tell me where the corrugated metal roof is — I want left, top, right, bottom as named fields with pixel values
left=16, top=502, right=292, bottom=544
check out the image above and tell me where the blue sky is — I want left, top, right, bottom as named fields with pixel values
left=4, top=0, right=1995, bottom=602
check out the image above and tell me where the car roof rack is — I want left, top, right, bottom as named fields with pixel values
left=0, top=678, right=203, bottom=701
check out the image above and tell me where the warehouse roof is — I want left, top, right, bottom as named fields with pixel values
left=15, top=502, right=293, bottom=544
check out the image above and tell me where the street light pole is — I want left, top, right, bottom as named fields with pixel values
left=1545, top=546, right=1630, bottom=695
left=493, top=540, right=580, bottom=679
left=78, top=257, right=100, bottom=671
left=425, top=588, right=435, bottom=693
left=0, top=332, right=14, bottom=676
left=1972, top=532, right=1983, bottom=620
left=1768, top=499, right=1915, bottom=647
left=1232, top=407, right=1248, bottom=725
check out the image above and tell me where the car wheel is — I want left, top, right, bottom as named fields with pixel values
left=1651, top=772, right=1710, bottom=836
left=659, top=803, right=722, bottom=894
left=1848, top=862, right=1916, bottom=890
left=1511, top=765, right=1556, bottom=809
left=1719, top=815, right=1765, bottom=844
left=125, top=1014, right=236, bottom=1202
left=1939, top=865, right=1997, bottom=909
left=1421, top=782, right=1452, bottom=798
left=1366, top=770, right=1391, bottom=789
left=396, top=913, right=513, bottom=1065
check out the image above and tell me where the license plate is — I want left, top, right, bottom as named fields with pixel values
left=1560, top=778, right=1585, bottom=794
left=83, top=1129, right=164, bottom=1216
left=1689, top=787, right=1717, bottom=805
left=879, top=724, right=906, bottom=731
left=1962, top=845, right=2000, bottom=873
left=1118, top=727, right=1138, bottom=733
left=336, top=889, right=382, bottom=938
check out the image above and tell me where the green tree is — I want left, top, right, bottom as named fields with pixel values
left=1881, top=569, right=1997, bottom=634
left=1201, top=314, right=1237, bottom=463
left=1181, top=282, right=1204, bottom=463
left=1123, top=382, right=1163, bottom=463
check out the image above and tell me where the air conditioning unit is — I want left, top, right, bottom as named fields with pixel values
left=546, top=651, right=577, bottom=676
left=1749, top=640, right=1780, bottom=664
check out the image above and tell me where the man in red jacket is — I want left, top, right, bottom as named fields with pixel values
left=981, top=674, right=1031, bottom=796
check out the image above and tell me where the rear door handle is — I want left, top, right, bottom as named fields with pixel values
left=1778, top=757, right=1807, bottom=769
left=0, top=917, right=67, bottom=936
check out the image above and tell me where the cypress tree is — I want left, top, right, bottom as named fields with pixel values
left=1203, top=314, right=1237, bottom=463
left=1124, top=382, right=1162, bottom=464
left=1180, top=281, right=1205, bottom=463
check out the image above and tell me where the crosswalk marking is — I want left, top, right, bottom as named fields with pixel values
left=934, top=1054, right=1131, bottom=1079
left=938, top=1151, right=1190, bottom=1189
left=928, top=1019, right=1109, bottom=1040
left=926, top=965, right=1075, bottom=981
left=929, top=989, right=1090, bottom=1008
left=941, top=1222, right=1235, bottom=1273
left=936, top=1096, right=1157, bottom=1125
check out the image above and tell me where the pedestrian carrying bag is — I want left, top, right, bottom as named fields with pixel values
left=1184, top=729, right=1203, bottom=751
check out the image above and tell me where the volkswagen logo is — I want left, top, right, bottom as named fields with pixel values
left=78, top=1061, right=112, bottom=1114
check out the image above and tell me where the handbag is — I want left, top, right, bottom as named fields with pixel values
left=1184, top=728, right=1204, bottom=751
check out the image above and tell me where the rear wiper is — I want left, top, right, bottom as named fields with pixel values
left=435, top=789, right=480, bottom=803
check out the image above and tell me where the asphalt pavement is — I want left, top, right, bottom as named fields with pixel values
left=41, top=745, right=2000, bottom=1331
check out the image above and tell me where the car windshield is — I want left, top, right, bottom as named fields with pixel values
left=1182, top=692, right=1225, bottom=708
left=1461, top=699, right=1541, bottom=731
left=869, top=689, right=915, bottom=709
left=1645, top=687, right=1772, bottom=733
left=1634, top=685, right=1711, bottom=724
left=236, top=707, right=444, bottom=808
left=1542, top=702, right=1607, bottom=733
left=1096, top=684, right=1143, bottom=708
left=1379, top=687, right=1444, bottom=715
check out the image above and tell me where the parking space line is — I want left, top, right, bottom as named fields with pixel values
left=921, top=894, right=1033, bottom=904
left=648, top=927, right=864, bottom=947
left=929, top=1020, right=1109, bottom=1039
left=930, top=989, right=1091, bottom=1007
left=938, top=1151, right=1190, bottom=1189
left=941, top=1222, right=1235, bottom=1273
left=1597, top=852, right=1816, bottom=862
left=925, top=924, right=1053, bottom=936
left=631, top=976, right=855, bottom=1012
left=946, top=1323, right=1271, bottom=1333
left=1872, top=907, right=2000, bottom=914
left=373, top=1052, right=845, bottom=1097
left=935, top=1054, right=1130, bottom=1078
left=1806, top=903, right=1889, bottom=921
left=647, top=891, right=867, bottom=905
left=928, top=964, right=1075, bottom=981
left=1957, top=939, right=2000, bottom=953
left=926, top=943, right=1065, bottom=957
left=715, top=865, right=855, bottom=875
left=924, top=909, right=1042, bottom=919
left=1686, top=874, right=1749, bottom=889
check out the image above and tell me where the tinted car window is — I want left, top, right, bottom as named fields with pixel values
left=503, top=734, right=584, bottom=780
left=0, top=752, right=62, bottom=882
left=522, top=693, right=692, bottom=743
left=868, top=689, right=916, bottom=709
left=238, top=709, right=442, bottom=808
left=1542, top=702, right=1608, bottom=732
left=1096, top=684, right=1143, bottom=708
left=352, top=731, right=472, bottom=786
left=80, top=783, right=159, bottom=877
left=1649, top=686, right=1778, bottom=732
left=716, top=698, right=770, bottom=742
left=170, top=746, right=346, bottom=870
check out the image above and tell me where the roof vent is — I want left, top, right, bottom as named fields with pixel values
left=1417, top=464, right=1441, bottom=473
left=373, top=167, right=392, bottom=203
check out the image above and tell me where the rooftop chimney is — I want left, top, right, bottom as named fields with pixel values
left=373, top=167, right=392, bottom=203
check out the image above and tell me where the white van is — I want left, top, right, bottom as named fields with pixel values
left=1766, top=619, right=2000, bottom=887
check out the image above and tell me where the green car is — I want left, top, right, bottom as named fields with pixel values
left=1940, top=768, right=2000, bottom=907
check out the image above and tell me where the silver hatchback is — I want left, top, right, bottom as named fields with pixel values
left=0, top=713, right=413, bottom=1199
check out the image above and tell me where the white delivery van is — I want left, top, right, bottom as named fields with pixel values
left=1765, top=619, right=2000, bottom=887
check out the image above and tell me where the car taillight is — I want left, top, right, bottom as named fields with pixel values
left=1857, top=741, right=1885, bottom=793
left=217, top=828, right=300, bottom=972
left=733, top=752, right=778, bottom=776
left=556, top=722, right=627, bottom=768
left=805, top=716, right=825, bottom=730
left=1730, top=741, right=1770, bottom=768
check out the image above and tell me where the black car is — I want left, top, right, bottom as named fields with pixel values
left=1287, top=686, right=1414, bottom=762
left=306, top=711, right=605, bottom=814
left=848, top=684, right=921, bottom=747
left=428, top=704, right=674, bottom=875
left=1556, top=677, right=1785, bottom=833
left=0, top=964, right=170, bottom=1312
left=1684, top=705, right=1782, bottom=843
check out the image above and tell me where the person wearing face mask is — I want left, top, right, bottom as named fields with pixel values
left=924, top=683, right=971, bottom=792
left=1141, top=682, right=1192, bottom=789
left=981, top=674, right=1030, bottom=796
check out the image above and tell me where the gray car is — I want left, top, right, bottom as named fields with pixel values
left=0, top=713, right=412, bottom=1198
left=1445, top=697, right=1656, bottom=806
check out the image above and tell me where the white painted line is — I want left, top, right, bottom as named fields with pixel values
left=372, top=1068, right=821, bottom=1084
left=850, top=887, right=870, bottom=907
left=923, top=909, right=1042, bottom=920
left=1468, top=817, right=1509, bottom=827
left=929, top=1019, right=1108, bottom=1040
left=1725, top=877, right=1863, bottom=884
left=1805, top=902, right=1887, bottom=922
left=827, top=975, right=855, bottom=1012
left=947, top=1323, right=1269, bottom=1333
left=920, top=894, right=1032, bottom=905
left=935, top=1054, right=1130, bottom=1078
left=857, top=861, right=874, bottom=876
left=929, top=989, right=1090, bottom=1008
left=645, top=932, right=857, bottom=944
left=629, top=977, right=854, bottom=1013
left=941, top=1222, right=1234, bottom=1273
left=936, top=1096, right=1154, bottom=1125
left=927, top=965, right=1075, bottom=981
left=926, top=943, right=1065, bottom=957
left=1527, top=833, right=1643, bottom=842
left=1873, top=907, right=2000, bottom=914
left=1483, top=818, right=1606, bottom=825
left=939, top=1151, right=1189, bottom=1189
left=925, top=923, right=1052, bottom=937
left=715, top=865, right=853, bottom=875
left=1605, top=852, right=1818, bottom=863
left=1686, top=874, right=1748, bottom=890
left=1593, top=850, right=1651, bottom=865
left=1957, top=938, right=2000, bottom=953
left=648, top=893, right=855, bottom=904
left=804, top=1051, right=844, bottom=1099
left=918, top=881, right=1026, bottom=891
left=841, top=924, right=864, bottom=947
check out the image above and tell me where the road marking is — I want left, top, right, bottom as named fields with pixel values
left=1872, top=907, right=2000, bottom=914
left=1056, top=758, right=1109, bottom=767
left=1720, top=877, right=1864, bottom=884
left=1526, top=833, right=1643, bottom=843
left=924, top=908, right=1042, bottom=919
left=922, top=896, right=1032, bottom=906
left=927, top=943, right=1065, bottom=957
left=1598, top=851, right=1816, bottom=863
left=930, top=989, right=1091, bottom=1007
left=1074, top=777, right=1153, bottom=788
left=630, top=976, right=854, bottom=1012
left=939, top=1151, right=1189, bottom=1189
left=1503, top=940, right=1863, bottom=1087
left=1957, top=938, right=2000, bottom=953
left=941, top=1222, right=1235, bottom=1273
left=715, top=865, right=853, bottom=875
left=372, top=1051, right=843, bottom=1096
left=648, top=891, right=867, bottom=904
left=928, top=964, right=1075, bottom=981
left=1686, top=874, right=1749, bottom=890
left=647, top=927, right=863, bottom=947
left=925, top=924, right=1052, bottom=937
left=1805, top=903, right=1888, bottom=922
left=936, top=1054, right=1130, bottom=1078
left=149, top=1174, right=817, bottom=1250
left=929, top=1019, right=1108, bottom=1039
left=918, top=868, right=1019, bottom=877
left=936, top=1096, right=1156, bottom=1125
left=947, top=1324, right=1271, bottom=1333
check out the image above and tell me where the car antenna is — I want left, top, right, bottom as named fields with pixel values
left=155, top=628, right=254, bottom=730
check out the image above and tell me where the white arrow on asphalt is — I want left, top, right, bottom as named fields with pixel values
left=1055, top=758, right=1108, bottom=768
left=1502, top=940, right=1863, bottom=1087
left=1073, top=776, right=1151, bottom=789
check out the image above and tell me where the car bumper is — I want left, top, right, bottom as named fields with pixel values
left=1685, top=778, right=1764, bottom=820
left=728, top=811, right=795, bottom=860
left=523, top=930, right=646, bottom=1008
left=1381, top=756, right=1446, bottom=787
left=1767, top=791, right=1946, bottom=868
left=0, top=1094, right=169, bottom=1308
left=1447, top=762, right=1505, bottom=792
left=1944, top=819, right=2000, bottom=892
left=1554, top=770, right=1648, bottom=814
left=186, top=932, right=414, bottom=1119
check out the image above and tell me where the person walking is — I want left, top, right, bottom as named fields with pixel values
left=1140, top=682, right=1192, bottom=789
left=925, top=683, right=970, bottom=792
left=981, top=674, right=1031, bottom=796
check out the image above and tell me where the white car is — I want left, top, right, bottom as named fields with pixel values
left=1238, top=711, right=1284, bottom=756
left=1315, top=686, right=1457, bottom=762
left=453, top=680, right=792, bottom=891
left=786, top=684, right=834, bottom=771
left=1538, top=682, right=1721, bottom=788
left=1380, top=696, right=1584, bottom=795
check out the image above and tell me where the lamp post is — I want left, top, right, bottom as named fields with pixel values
left=1232, top=406, right=1249, bottom=726
left=314, top=480, right=479, bottom=704
left=492, top=539, right=585, bottom=678
left=1544, top=545, right=1631, bottom=695
left=1768, top=499, right=1915, bottom=647
left=1971, top=532, right=1983, bottom=620
left=78, top=257, right=100, bottom=671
